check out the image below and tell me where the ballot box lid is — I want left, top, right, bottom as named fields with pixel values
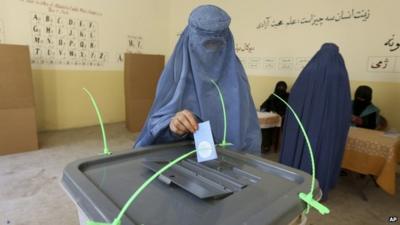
left=62, top=142, right=313, bottom=225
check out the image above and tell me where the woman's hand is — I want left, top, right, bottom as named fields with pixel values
left=352, top=115, right=363, bottom=126
left=169, top=110, right=199, bottom=135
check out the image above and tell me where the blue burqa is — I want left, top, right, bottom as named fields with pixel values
left=279, top=43, right=352, bottom=199
left=134, top=5, right=261, bottom=153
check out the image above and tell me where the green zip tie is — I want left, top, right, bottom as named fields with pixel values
left=273, top=93, right=329, bottom=215
left=299, top=193, right=330, bottom=215
left=83, top=88, right=112, bottom=156
left=87, top=150, right=197, bottom=225
left=210, top=80, right=232, bottom=147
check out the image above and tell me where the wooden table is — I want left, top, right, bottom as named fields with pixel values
left=342, top=127, right=400, bottom=195
left=257, top=112, right=282, bottom=152
left=257, top=111, right=282, bottom=128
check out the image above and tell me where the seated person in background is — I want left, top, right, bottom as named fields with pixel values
left=260, top=81, right=289, bottom=116
left=259, top=81, right=289, bottom=152
left=352, top=85, right=379, bottom=129
left=133, top=5, right=261, bottom=154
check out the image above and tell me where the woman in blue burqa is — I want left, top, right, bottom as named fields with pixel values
left=279, top=43, right=352, bottom=200
left=134, top=5, right=261, bottom=153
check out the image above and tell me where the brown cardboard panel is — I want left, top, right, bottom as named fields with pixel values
left=0, top=44, right=35, bottom=109
left=124, top=54, right=164, bottom=99
left=126, top=99, right=154, bottom=132
left=124, top=53, right=164, bottom=132
left=0, top=107, right=39, bottom=155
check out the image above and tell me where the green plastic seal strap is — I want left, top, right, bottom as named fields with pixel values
left=83, top=88, right=112, bottom=156
left=210, top=79, right=232, bottom=147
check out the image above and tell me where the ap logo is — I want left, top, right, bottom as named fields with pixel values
left=389, top=216, right=398, bottom=223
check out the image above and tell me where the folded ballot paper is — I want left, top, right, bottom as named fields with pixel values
left=194, top=121, right=218, bottom=162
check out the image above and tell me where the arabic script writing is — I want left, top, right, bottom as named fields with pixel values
left=235, top=43, right=255, bottom=53
left=256, top=9, right=370, bottom=30
left=384, top=34, right=400, bottom=52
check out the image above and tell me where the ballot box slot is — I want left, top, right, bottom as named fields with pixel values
left=188, top=156, right=261, bottom=186
left=142, top=158, right=259, bottom=199
left=182, top=159, right=260, bottom=188
left=143, top=160, right=233, bottom=199
left=179, top=160, right=244, bottom=191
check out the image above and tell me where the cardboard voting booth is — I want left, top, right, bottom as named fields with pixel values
left=124, top=53, right=164, bottom=132
left=0, top=44, right=38, bottom=155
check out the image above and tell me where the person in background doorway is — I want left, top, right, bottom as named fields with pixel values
left=259, top=81, right=289, bottom=152
left=260, top=81, right=289, bottom=116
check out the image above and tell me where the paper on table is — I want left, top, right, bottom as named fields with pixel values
left=384, top=130, right=400, bottom=138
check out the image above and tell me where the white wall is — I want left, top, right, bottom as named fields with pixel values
left=166, top=0, right=400, bottom=130
left=167, top=0, right=400, bottom=82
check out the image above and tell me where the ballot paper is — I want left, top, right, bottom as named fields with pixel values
left=194, top=121, right=218, bottom=162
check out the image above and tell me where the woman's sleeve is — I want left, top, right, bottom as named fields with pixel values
left=149, top=111, right=203, bottom=145
left=361, top=112, right=377, bottom=129
left=134, top=114, right=192, bottom=148
left=260, top=95, right=273, bottom=111
left=153, top=124, right=192, bottom=144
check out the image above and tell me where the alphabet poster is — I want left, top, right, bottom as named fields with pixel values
left=0, top=0, right=165, bottom=70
